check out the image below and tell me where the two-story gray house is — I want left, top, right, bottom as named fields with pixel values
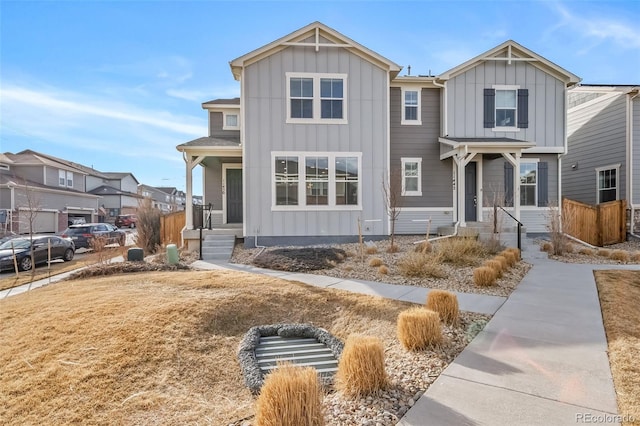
left=177, top=22, right=580, bottom=248
left=563, top=85, right=640, bottom=234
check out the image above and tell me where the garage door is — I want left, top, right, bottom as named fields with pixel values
left=18, top=211, right=57, bottom=234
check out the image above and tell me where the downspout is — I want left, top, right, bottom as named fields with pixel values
left=433, top=78, right=454, bottom=222
left=414, top=221, right=460, bottom=244
left=386, top=70, right=392, bottom=238
left=628, top=90, right=640, bottom=239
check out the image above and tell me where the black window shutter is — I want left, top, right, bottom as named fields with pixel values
left=538, top=161, right=548, bottom=206
left=484, top=89, right=495, bottom=128
left=517, top=89, right=529, bottom=128
left=504, top=162, right=514, bottom=207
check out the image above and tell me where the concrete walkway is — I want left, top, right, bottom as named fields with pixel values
left=399, top=240, right=639, bottom=426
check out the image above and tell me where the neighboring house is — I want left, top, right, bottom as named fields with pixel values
left=177, top=22, right=580, bottom=248
left=563, top=85, right=640, bottom=233
left=155, top=187, right=187, bottom=211
left=0, top=151, right=102, bottom=233
left=88, top=172, right=142, bottom=222
left=138, top=184, right=177, bottom=213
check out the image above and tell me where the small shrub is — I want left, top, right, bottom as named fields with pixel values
left=365, top=246, right=378, bottom=255
left=631, top=251, right=640, bottom=263
left=540, top=242, right=553, bottom=253
left=473, top=266, right=497, bottom=287
left=398, top=252, right=445, bottom=278
left=484, top=259, right=504, bottom=278
left=610, top=250, right=630, bottom=262
left=335, top=335, right=387, bottom=397
left=255, top=363, right=324, bottom=426
left=369, top=257, right=383, bottom=267
left=505, top=247, right=521, bottom=261
left=494, top=255, right=509, bottom=271
left=578, top=247, right=596, bottom=256
left=397, top=308, right=442, bottom=351
left=597, top=248, right=612, bottom=258
left=435, top=237, right=486, bottom=266
left=564, top=244, right=574, bottom=254
left=414, top=241, right=432, bottom=254
left=425, top=290, right=459, bottom=326
left=500, top=250, right=517, bottom=267
left=342, top=265, right=354, bottom=272
left=378, top=265, right=389, bottom=275
left=386, top=244, right=399, bottom=253
left=135, top=197, right=162, bottom=255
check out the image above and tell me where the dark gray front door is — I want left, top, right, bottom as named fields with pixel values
left=226, top=168, right=243, bottom=223
left=465, top=162, right=477, bottom=222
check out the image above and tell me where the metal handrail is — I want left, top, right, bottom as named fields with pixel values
left=494, top=205, right=523, bottom=251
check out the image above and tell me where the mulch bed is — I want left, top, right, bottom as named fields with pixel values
left=252, top=248, right=347, bottom=272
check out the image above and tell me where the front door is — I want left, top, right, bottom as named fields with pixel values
left=226, top=168, right=243, bottom=223
left=465, top=162, right=477, bottom=222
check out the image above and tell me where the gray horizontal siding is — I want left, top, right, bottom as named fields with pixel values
left=633, top=97, right=640, bottom=205
left=203, top=157, right=242, bottom=211
left=564, top=94, right=627, bottom=205
left=447, top=61, right=565, bottom=148
left=390, top=87, right=452, bottom=207
left=210, top=112, right=241, bottom=139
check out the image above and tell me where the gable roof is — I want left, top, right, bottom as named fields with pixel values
left=229, top=21, right=402, bottom=81
left=438, top=40, right=581, bottom=85
left=14, top=149, right=102, bottom=177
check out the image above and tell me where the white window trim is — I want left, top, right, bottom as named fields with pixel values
left=271, top=151, right=361, bottom=211
left=519, top=159, right=539, bottom=207
left=222, top=110, right=240, bottom=130
left=66, top=171, right=73, bottom=188
left=285, top=72, right=348, bottom=125
left=401, top=157, right=422, bottom=196
left=492, top=84, right=520, bottom=132
left=59, top=170, right=66, bottom=187
left=595, top=164, right=620, bottom=203
left=401, top=87, right=422, bottom=125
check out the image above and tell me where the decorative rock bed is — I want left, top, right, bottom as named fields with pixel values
left=237, top=323, right=344, bottom=394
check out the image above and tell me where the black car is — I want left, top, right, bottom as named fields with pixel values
left=0, top=235, right=75, bottom=272
left=60, top=223, right=126, bottom=249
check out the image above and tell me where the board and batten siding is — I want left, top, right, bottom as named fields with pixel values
left=564, top=93, right=627, bottom=205
left=243, top=43, right=390, bottom=239
left=446, top=60, right=566, bottom=148
left=389, top=87, right=452, bottom=208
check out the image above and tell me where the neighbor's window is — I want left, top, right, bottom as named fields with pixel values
left=275, top=156, right=299, bottom=206
left=273, top=152, right=360, bottom=209
left=520, top=162, right=537, bottom=206
left=401, top=158, right=422, bottom=196
left=597, top=166, right=618, bottom=203
left=401, top=88, right=421, bottom=125
left=287, top=73, right=347, bottom=123
left=59, top=170, right=66, bottom=186
left=223, top=112, right=239, bottom=130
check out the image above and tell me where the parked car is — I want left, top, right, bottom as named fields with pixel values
left=0, top=235, right=75, bottom=272
left=115, top=214, right=137, bottom=228
left=60, top=223, right=126, bottom=249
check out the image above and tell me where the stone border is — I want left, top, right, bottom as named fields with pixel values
left=237, top=323, right=344, bottom=394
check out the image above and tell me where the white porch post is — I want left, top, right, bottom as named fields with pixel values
left=514, top=152, right=521, bottom=221
left=183, top=154, right=205, bottom=230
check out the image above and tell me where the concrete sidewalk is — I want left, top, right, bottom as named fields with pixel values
left=399, top=240, right=639, bottom=426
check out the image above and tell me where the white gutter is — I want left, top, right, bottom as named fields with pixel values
left=628, top=90, right=640, bottom=238
left=386, top=69, right=391, bottom=237
left=413, top=221, right=460, bottom=244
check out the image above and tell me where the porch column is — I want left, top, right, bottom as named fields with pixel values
left=183, top=154, right=205, bottom=230
left=513, top=152, right=521, bottom=221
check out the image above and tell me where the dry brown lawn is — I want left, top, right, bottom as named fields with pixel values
left=0, top=269, right=421, bottom=425
left=595, top=270, right=640, bottom=426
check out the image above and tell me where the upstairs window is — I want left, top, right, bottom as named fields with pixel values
left=223, top=112, right=240, bottom=130
left=286, top=73, right=347, bottom=124
left=401, top=88, right=422, bottom=125
left=484, top=86, right=529, bottom=130
left=59, top=170, right=73, bottom=187
left=597, top=165, right=619, bottom=203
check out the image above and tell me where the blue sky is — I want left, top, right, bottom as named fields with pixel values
left=1, top=1, right=639, bottom=196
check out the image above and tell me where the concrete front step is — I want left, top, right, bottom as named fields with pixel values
left=201, top=235, right=236, bottom=261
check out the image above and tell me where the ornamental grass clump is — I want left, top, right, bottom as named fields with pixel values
left=335, top=335, right=388, bottom=397
left=505, top=247, right=521, bottom=261
left=494, top=255, right=509, bottom=271
left=484, top=259, right=504, bottom=278
left=436, top=237, right=486, bottom=266
left=378, top=265, right=389, bottom=275
left=597, top=248, right=612, bottom=258
left=610, top=250, right=630, bottom=263
left=397, top=307, right=442, bottom=351
left=631, top=251, right=640, bottom=263
left=500, top=250, right=517, bottom=267
left=578, top=247, right=596, bottom=256
left=425, top=290, right=459, bottom=326
left=473, top=266, right=497, bottom=287
left=369, top=257, right=384, bottom=267
left=398, top=252, right=445, bottom=278
left=414, top=241, right=432, bottom=254
left=255, top=363, right=324, bottom=426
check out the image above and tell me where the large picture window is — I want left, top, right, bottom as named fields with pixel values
left=273, top=152, right=360, bottom=209
left=286, top=73, right=347, bottom=124
left=597, top=165, right=619, bottom=203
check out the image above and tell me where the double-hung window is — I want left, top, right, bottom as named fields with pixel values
left=286, top=73, right=347, bottom=124
left=273, top=152, right=360, bottom=209
left=401, top=88, right=421, bottom=125
left=484, top=85, right=529, bottom=130
left=58, top=170, right=73, bottom=187
left=597, top=165, right=619, bottom=203
left=401, top=158, right=422, bottom=196
left=519, top=162, right=537, bottom=206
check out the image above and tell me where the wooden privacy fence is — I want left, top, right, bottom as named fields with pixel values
left=562, top=197, right=626, bottom=246
left=160, top=211, right=186, bottom=247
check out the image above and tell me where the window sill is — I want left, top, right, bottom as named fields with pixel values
left=286, top=118, right=348, bottom=125
left=271, top=205, right=362, bottom=212
left=492, top=127, right=520, bottom=132
left=402, top=192, right=422, bottom=197
left=401, top=120, right=422, bottom=126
